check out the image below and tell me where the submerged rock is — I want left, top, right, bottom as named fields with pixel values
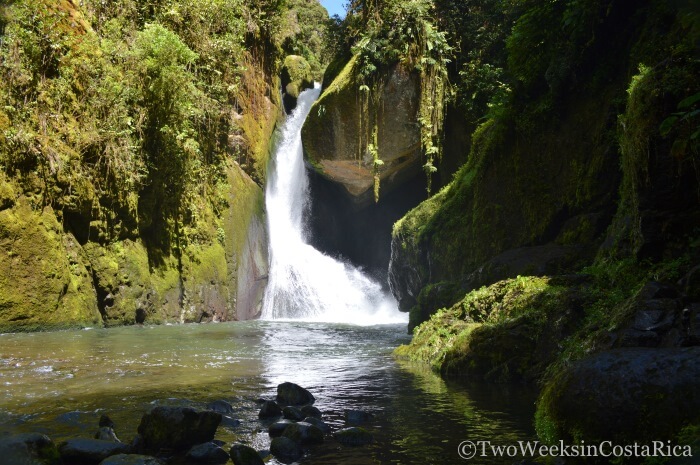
left=186, top=442, right=229, bottom=464
left=59, top=438, right=130, bottom=463
left=270, top=437, right=303, bottom=462
left=0, top=433, right=60, bottom=465
left=344, top=410, right=373, bottom=425
left=258, top=400, right=283, bottom=418
left=333, top=427, right=374, bottom=446
left=282, top=422, right=324, bottom=445
left=276, top=382, right=315, bottom=406
left=98, top=454, right=165, bottom=465
left=229, top=444, right=265, bottom=465
left=137, top=406, right=221, bottom=452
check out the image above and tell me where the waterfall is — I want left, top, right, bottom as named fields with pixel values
left=261, top=84, right=406, bottom=325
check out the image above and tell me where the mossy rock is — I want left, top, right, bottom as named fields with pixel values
left=395, top=276, right=589, bottom=382
left=0, top=198, right=101, bottom=331
left=222, top=162, right=268, bottom=320
left=281, top=55, right=313, bottom=99
left=535, top=347, right=700, bottom=444
left=301, top=55, right=422, bottom=206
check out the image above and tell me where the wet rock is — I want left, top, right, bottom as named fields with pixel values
left=282, top=406, right=305, bottom=421
left=538, top=347, right=700, bottom=442
left=0, top=433, right=60, bottom=465
left=185, top=442, right=230, bottom=464
left=257, top=449, right=270, bottom=460
left=344, top=410, right=373, bottom=425
left=268, top=419, right=295, bottom=438
left=270, top=437, right=303, bottom=462
left=98, top=454, right=165, bottom=465
left=301, top=417, right=331, bottom=434
left=333, top=427, right=374, bottom=446
left=258, top=400, right=283, bottom=418
left=137, top=406, right=221, bottom=452
left=281, top=422, right=324, bottom=445
left=276, top=382, right=315, bottom=406
left=229, top=444, right=265, bottom=465
left=300, top=405, right=322, bottom=419
left=207, top=400, right=234, bottom=416
left=59, top=438, right=130, bottom=463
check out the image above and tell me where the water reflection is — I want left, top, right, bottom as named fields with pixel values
left=0, top=322, right=536, bottom=464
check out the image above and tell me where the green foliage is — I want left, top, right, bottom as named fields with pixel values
left=0, top=0, right=295, bottom=254
left=278, top=0, right=330, bottom=80
left=394, top=276, right=572, bottom=377
left=338, top=0, right=452, bottom=194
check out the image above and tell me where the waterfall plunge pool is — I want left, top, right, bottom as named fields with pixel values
left=0, top=321, right=536, bottom=464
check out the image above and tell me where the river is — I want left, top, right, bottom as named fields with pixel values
left=0, top=321, right=536, bottom=464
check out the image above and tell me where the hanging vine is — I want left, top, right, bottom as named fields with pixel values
left=349, top=0, right=451, bottom=199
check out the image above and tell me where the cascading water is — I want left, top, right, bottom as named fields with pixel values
left=262, top=85, right=406, bottom=324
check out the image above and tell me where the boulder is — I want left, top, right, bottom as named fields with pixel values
left=136, top=406, right=221, bottom=452
left=281, top=422, right=324, bottom=445
left=98, top=454, right=164, bottom=465
left=258, top=400, right=282, bottom=418
left=207, top=400, right=234, bottom=416
left=282, top=406, right=305, bottom=421
left=0, top=433, right=60, bottom=465
left=333, top=427, right=374, bottom=446
left=537, top=347, right=700, bottom=442
left=276, top=382, right=315, bottom=406
left=268, top=419, right=295, bottom=438
left=58, top=438, right=130, bottom=463
left=185, top=442, right=229, bottom=464
left=269, top=437, right=302, bottom=462
left=229, top=444, right=265, bottom=465
left=301, top=417, right=331, bottom=434
left=300, top=405, right=322, bottom=419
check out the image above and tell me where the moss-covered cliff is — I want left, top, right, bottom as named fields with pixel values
left=0, top=0, right=313, bottom=330
left=385, top=0, right=700, bottom=452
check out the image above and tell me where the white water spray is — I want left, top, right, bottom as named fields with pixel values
left=261, top=85, right=406, bottom=325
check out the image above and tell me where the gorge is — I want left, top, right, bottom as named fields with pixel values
left=1, top=0, right=700, bottom=463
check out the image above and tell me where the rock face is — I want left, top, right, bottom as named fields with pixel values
left=302, top=56, right=421, bottom=207
left=537, top=348, right=700, bottom=442
left=0, top=160, right=269, bottom=331
left=136, top=407, right=221, bottom=452
left=0, top=199, right=102, bottom=331
left=300, top=56, right=432, bottom=275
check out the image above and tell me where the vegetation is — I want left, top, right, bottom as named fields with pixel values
left=0, top=0, right=329, bottom=329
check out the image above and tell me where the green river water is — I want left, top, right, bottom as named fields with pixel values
left=0, top=321, right=537, bottom=464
